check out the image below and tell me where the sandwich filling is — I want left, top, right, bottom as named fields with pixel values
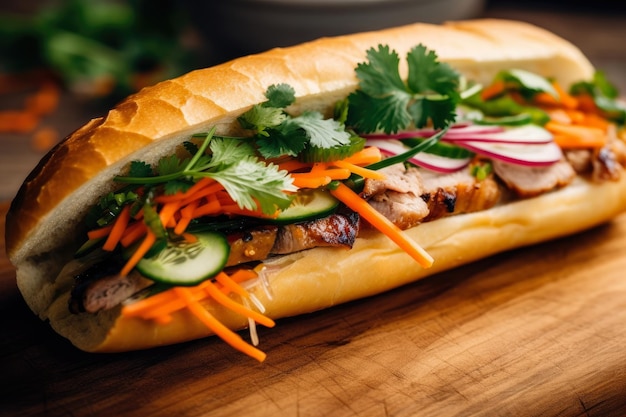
left=62, top=44, right=626, bottom=361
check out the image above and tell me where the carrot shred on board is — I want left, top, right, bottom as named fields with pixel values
left=330, top=182, right=433, bottom=268
left=102, top=205, right=132, bottom=251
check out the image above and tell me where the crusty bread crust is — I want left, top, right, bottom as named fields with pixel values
left=6, top=18, right=615, bottom=353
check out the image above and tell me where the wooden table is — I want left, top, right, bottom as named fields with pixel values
left=2, top=3, right=626, bottom=417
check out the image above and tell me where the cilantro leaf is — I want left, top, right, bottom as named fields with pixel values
left=265, top=83, right=296, bottom=108
left=129, top=160, right=153, bottom=177
left=237, top=105, right=287, bottom=135
left=205, top=137, right=256, bottom=170
left=157, top=154, right=187, bottom=176
left=289, top=111, right=352, bottom=148
left=347, top=44, right=460, bottom=133
left=255, top=126, right=308, bottom=159
left=163, top=179, right=193, bottom=195
left=207, top=156, right=296, bottom=214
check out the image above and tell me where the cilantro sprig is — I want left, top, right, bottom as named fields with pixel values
left=346, top=44, right=461, bottom=134
left=114, top=128, right=296, bottom=215
left=238, top=83, right=352, bottom=159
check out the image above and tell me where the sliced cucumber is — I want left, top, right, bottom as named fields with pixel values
left=134, top=231, right=230, bottom=286
left=271, top=188, right=340, bottom=224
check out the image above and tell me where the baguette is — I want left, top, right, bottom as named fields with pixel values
left=5, top=18, right=626, bottom=359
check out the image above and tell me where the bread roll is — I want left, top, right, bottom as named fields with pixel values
left=6, top=19, right=624, bottom=356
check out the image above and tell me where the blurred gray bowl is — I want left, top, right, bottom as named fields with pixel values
left=189, top=0, right=486, bottom=62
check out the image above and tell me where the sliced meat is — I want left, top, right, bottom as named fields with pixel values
left=226, top=226, right=278, bottom=267
left=420, top=169, right=502, bottom=222
left=362, top=163, right=429, bottom=229
left=592, top=146, right=623, bottom=182
left=70, top=258, right=152, bottom=313
left=271, top=212, right=360, bottom=254
left=493, top=159, right=576, bottom=198
left=564, top=149, right=593, bottom=174
left=368, top=191, right=430, bottom=229
left=362, top=164, right=423, bottom=198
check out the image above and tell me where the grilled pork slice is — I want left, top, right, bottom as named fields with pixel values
left=226, top=226, right=278, bottom=266
left=363, top=164, right=430, bottom=229
left=270, top=212, right=360, bottom=254
left=493, top=159, right=576, bottom=198
left=420, top=169, right=502, bottom=222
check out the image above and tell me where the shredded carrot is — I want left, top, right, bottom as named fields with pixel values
left=190, top=198, right=222, bottom=218
left=87, top=224, right=114, bottom=241
left=121, top=230, right=157, bottom=276
left=173, top=287, right=267, bottom=362
left=342, top=146, right=383, bottom=166
left=545, top=121, right=607, bottom=149
left=291, top=175, right=332, bottom=189
left=181, top=232, right=198, bottom=243
left=552, top=81, right=579, bottom=109
left=330, top=182, right=433, bottom=268
left=480, top=79, right=507, bottom=101
left=215, top=272, right=250, bottom=298
left=102, top=205, right=132, bottom=251
left=333, top=160, right=385, bottom=180
left=120, top=221, right=148, bottom=247
left=201, top=280, right=275, bottom=328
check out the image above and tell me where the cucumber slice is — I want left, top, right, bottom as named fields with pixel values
left=271, top=188, right=340, bottom=224
left=134, top=231, right=229, bottom=286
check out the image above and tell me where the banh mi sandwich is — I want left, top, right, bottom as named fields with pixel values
left=5, top=19, right=626, bottom=362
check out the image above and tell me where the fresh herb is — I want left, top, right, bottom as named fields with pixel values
left=238, top=83, right=352, bottom=159
left=470, top=161, right=493, bottom=181
left=570, top=71, right=626, bottom=125
left=115, top=129, right=296, bottom=215
left=494, top=69, right=559, bottom=99
left=346, top=44, right=460, bottom=134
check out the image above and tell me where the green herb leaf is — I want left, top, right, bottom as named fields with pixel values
left=289, top=111, right=352, bottom=148
left=207, top=156, right=296, bottom=214
left=496, top=69, right=558, bottom=99
left=255, top=126, right=308, bottom=159
left=237, top=105, right=287, bottom=135
left=157, top=154, right=187, bottom=176
left=346, top=44, right=460, bottom=133
left=129, top=160, right=153, bottom=178
left=264, top=83, right=296, bottom=108
left=570, top=71, right=626, bottom=125
left=205, top=137, right=257, bottom=170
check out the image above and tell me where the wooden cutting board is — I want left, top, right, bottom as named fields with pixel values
left=2, top=200, right=626, bottom=417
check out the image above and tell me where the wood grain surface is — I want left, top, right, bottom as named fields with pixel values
left=2, top=197, right=626, bottom=416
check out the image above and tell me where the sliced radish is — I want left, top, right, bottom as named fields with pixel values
left=457, top=140, right=563, bottom=166
left=366, top=139, right=471, bottom=173
left=442, top=124, right=553, bottom=144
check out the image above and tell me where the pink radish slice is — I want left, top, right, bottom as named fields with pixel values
left=442, top=124, right=553, bottom=144
left=366, top=139, right=472, bottom=173
left=457, top=140, right=563, bottom=166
